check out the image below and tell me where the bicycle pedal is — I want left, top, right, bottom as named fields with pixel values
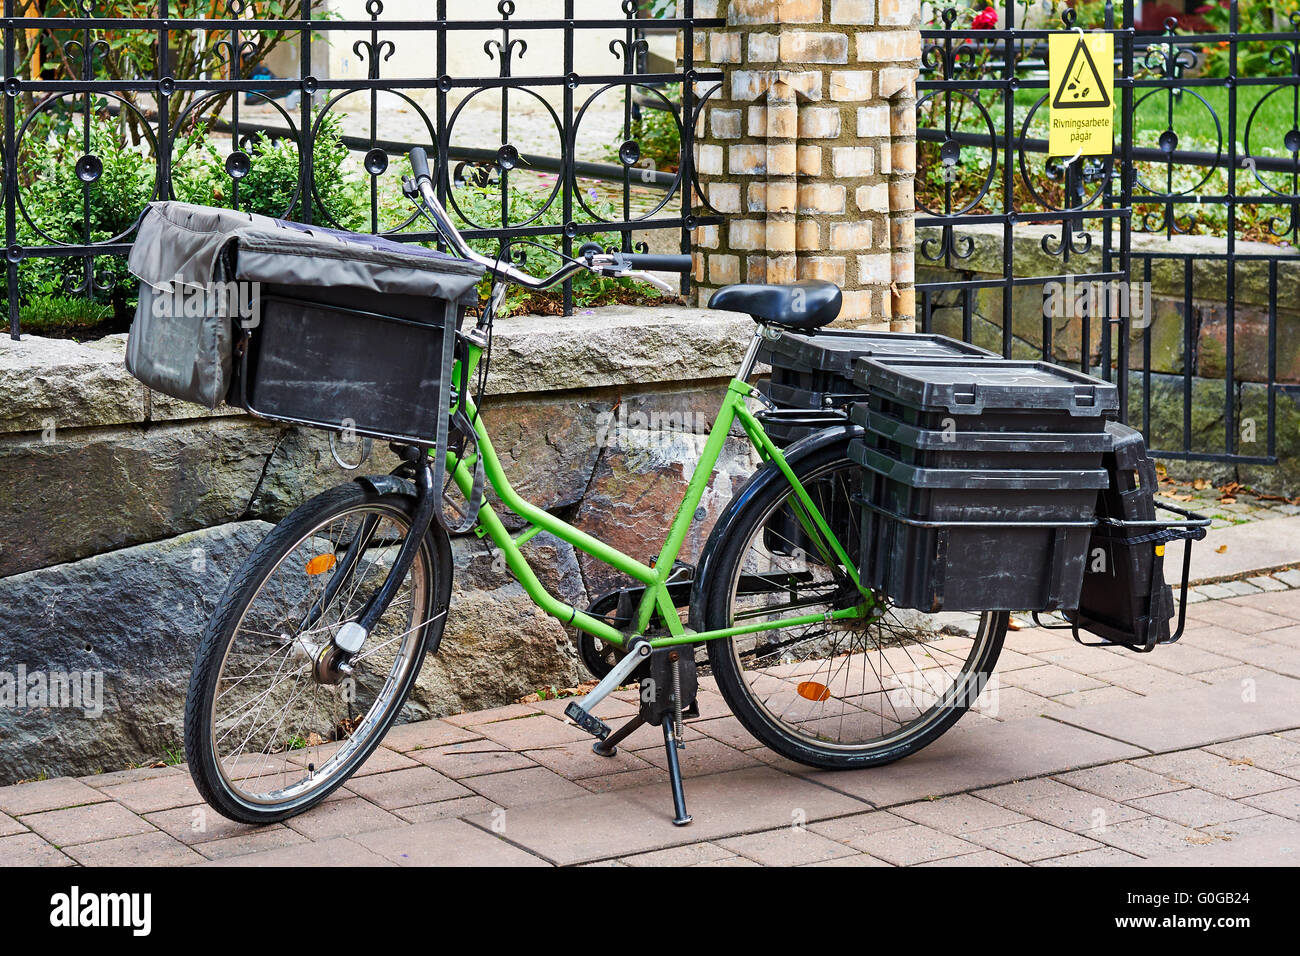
left=565, top=701, right=610, bottom=741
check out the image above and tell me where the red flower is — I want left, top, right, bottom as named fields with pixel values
left=973, top=7, right=998, bottom=28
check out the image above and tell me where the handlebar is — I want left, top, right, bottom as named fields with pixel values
left=405, top=148, right=691, bottom=294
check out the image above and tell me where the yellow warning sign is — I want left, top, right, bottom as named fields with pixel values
left=1048, top=32, right=1114, bottom=157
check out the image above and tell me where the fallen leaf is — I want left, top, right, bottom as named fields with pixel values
left=1192, top=478, right=1210, bottom=490
left=1228, top=757, right=1254, bottom=767
left=1219, top=497, right=1237, bottom=505
left=1216, top=544, right=1228, bottom=554
left=1007, top=618, right=1022, bottom=631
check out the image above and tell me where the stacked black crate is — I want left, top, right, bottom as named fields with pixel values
left=848, top=358, right=1119, bottom=614
left=756, top=330, right=998, bottom=446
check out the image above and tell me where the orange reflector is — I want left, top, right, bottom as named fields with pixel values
left=305, top=554, right=337, bottom=576
left=797, top=681, right=831, bottom=702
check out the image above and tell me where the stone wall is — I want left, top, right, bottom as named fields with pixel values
left=690, top=0, right=920, bottom=329
left=0, top=305, right=762, bottom=784
left=916, top=223, right=1300, bottom=493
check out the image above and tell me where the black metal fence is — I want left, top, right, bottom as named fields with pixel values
left=915, top=0, right=1300, bottom=465
left=2, top=1, right=724, bottom=336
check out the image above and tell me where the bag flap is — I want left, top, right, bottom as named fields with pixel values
left=127, top=201, right=275, bottom=291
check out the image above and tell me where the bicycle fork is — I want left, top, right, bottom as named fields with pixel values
left=332, top=451, right=440, bottom=658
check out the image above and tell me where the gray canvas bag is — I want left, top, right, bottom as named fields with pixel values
left=125, top=200, right=483, bottom=410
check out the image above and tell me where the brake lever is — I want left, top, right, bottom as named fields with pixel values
left=623, top=270, right=675, bottom=294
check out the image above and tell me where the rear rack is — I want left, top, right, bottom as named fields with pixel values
left=1032, top=501, right=1211, bottom=653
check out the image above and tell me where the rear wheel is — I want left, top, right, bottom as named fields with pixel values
left=184, top=482, right=451, bottom=824
left=699, top=437, right=1007, bottom=769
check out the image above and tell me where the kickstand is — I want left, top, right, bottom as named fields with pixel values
left=661, top=719, right=692, bottom=826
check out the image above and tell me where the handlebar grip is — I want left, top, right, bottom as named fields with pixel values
left=622, top=253, right=694, bottom=273
left=409, top=147, right=432, bottom=183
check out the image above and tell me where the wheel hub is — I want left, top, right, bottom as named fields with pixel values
left=313, top=643, right=352, bottom=685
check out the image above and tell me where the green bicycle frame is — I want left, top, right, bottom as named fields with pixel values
left=442, top=337, right=872, bottom=650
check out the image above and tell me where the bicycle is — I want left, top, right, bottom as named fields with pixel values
left=183, top=147, right=1007, bottom=826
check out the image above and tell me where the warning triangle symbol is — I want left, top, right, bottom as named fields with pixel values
left=1052, top=38, right=1111, bottom=109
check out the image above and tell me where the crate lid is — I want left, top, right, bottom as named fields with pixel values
left=851, top=407, right=1113, bottom=453
left=850, top=442, right=1111, bottom=490
left=759, top=329, right=997, bottom=375
left=854, top=357, right=1119, bottom=417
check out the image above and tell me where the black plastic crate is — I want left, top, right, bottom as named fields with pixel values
left=850, top=440, right=1106, bottom=612
left=234, top=281, right=469, bottom=446
left=851, top=406, right=1111, bottom=471
left=761, top=329, right=997, bottom=378
left=766, top=379, right=864, bottom=413
left=855, top=357, right=1119, bottom=433
left=1074, top=422, right=1175, bottom=648
left=850, top=442, right=1109, bottom=523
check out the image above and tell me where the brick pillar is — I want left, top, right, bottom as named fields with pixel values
left=691, top=0, right=920, bottom=331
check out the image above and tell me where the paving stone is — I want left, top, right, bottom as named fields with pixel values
left=144, top=804, right=274, bottom=846
left=1190, top=600, right=1296, bottom=634
left=521, top=741, right=655, bottom=780
left=205, top=837, right=396, bottom=867
left=64, top=831, right=205, bottom=867
left=1034, top=846, right=1145, bottom=866
left=965, top=820, right=1103, bottom=862
left=637, top=736, right=762, bottom=777
left=351, top=818, right=551, bottom=866
left=1196, top=812, right=1300, bottom=843
left=1127, top=787, right=1267, bottom=828
left=808, top=810, right=912, bottom=848
left=893, top=794, right=1029, bottom=834
left=1223, top=642, right=1300, bottom=678
left=1088, top=814, right=1213, bottom=857
left=1183, top=588, right=1210, bottom=604
left=1205, top=733, right=1300, bottom=776
left=1133, top=749, right=1297, bottom=799
left=1224, top=587, right=1300, bottom=621
left=847, top=823, right=982, bottom=866
left=443, top=703, right=543, bottom=727
left=1220, top=580, right=1262, bottom=596
left=975, top=778, right=1147, bottom=833
left=0, top=812, right=25, bottom=837
left=283, top=796, right=405, bottom=841
left=1049, top=686, right=1142, bottom=709
left=1195, top=583, right=1237, bottom=600
left=344, top=766, right=473, bottom=810
left=1178, top=626, right=1272, bottom=658
left=462, top=766, right=869, bottom=866
left=915, top=849, right=1025, bottom=866
left=1056, top=762, right=1187, bottom=801
left=393, top=795, right=496, bottom=824
left=576, top=768, right=669, bottom=793
left=689, top=715, right=763, bottom=750
left=1140, top=645, right=1241, bottom=676
left=79, top=766, right=186, bottom=789
left=1241, top=787, right=1300, bottom=821
left=1271, top=569, right=1300, bottom=588
left=97, top=773, right=203, bottom=814
left=1052, top=673, right=1300, bottom=751
left=717, top=826, right=860, bottom=866
left=1247, top=576, right=1289, bottom=592
left=378, top=720, right=482, bottom=752
left=619, top=842, right=736, bottom=867
left=1002, top=664, right=1109, bottom=698
left=21, top=801, right=156, bottom=846
left=975, top=686, right=1064, bottom=722
left=0, top=832, right=74, bottom=866
left=1256, top=624, right=1300, bottom=648
left=474, top=713, right=597, bottom=749
left=193, top=827, right=311, bottom=860
left=532, top=694, right=639, bottom=720
left=410, top=743, right=539, bottom=779
left=1003, top=629, right=1073, bottom=654
left=1132, top=828, right=1300, bottom=866
left=801, top=852, right=893, bottom=866
left=1099, top=663, right=1209, bottom=697
left=0, top=776, right=110, bottom=816
left=1027, top=644, right=1135, bottom=675
left=1191, top=665, right=1268, bottom=685
left=694, top=855, right=760, bottom=866
left=463, top=766, right=589, bottom=808
left=813, top=717, right=1143, bottom=807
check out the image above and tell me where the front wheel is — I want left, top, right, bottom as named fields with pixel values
left=698, top=435, right=1007, bottom=770
left=183, top=481, right=452, bottom=824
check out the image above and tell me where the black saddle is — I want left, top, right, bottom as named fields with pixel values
left=707, top=281, right=842, bottom=331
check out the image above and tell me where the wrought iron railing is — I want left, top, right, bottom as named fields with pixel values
left=2, top=1, right=725, bottom=336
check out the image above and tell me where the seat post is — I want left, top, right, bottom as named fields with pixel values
left=737, top=323, right=770, bottom=382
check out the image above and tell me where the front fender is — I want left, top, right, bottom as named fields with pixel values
left=688, top=423, right=861, bottom=632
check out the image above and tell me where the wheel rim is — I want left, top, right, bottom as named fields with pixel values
left=722, top=460, right=998, bottom=753
left=207, top=503, right=433, bottom=809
